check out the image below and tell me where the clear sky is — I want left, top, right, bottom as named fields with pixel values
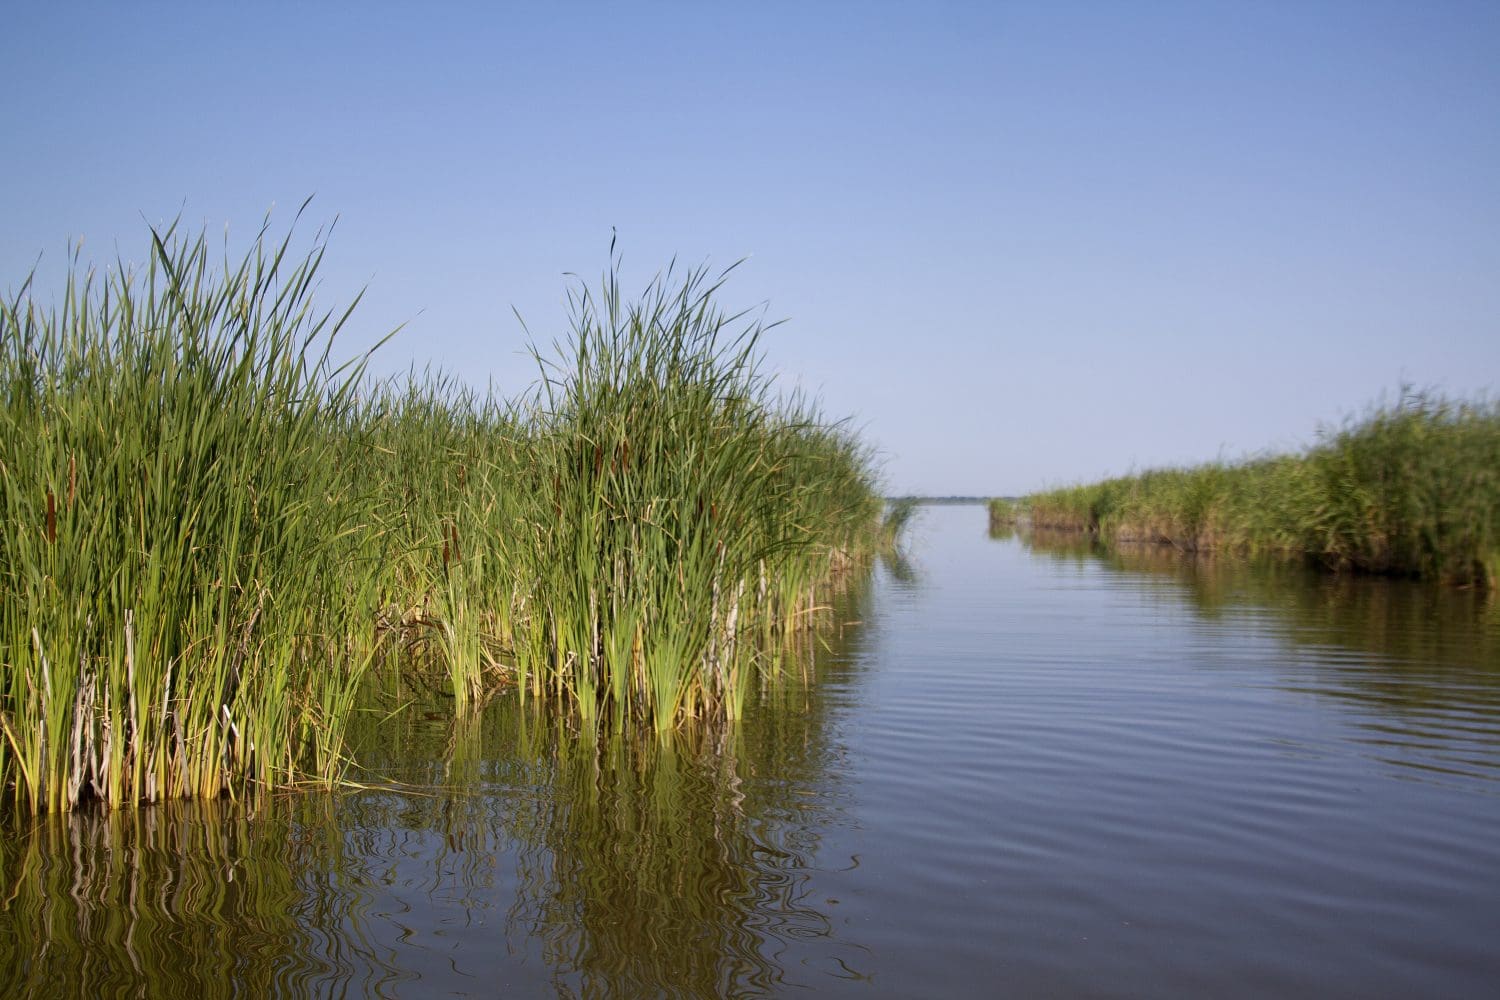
left=4, top=2, right=1497, bottom=495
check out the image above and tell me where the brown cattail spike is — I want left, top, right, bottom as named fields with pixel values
left=46, top=490, right=57, bottom=544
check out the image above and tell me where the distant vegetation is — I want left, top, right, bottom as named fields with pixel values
left=988, top=497, right=1023, bottom=532
left=0, top=218, right=892, bottom=813
left=992, top=392, right=1500, bottom=587
left=888, top=495, right=992, bottom=505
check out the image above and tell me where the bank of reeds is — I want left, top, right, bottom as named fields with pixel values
left=987, top=497, right=1023, bottom=534
left=0, top=221, right=889, bottom=813
left=0, top=219, right=385, bottom=814
left=1002, top=391, right=1500, bottom=586
left=498, top=259, right=885, bottom=729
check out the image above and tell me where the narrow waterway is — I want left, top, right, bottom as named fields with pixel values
left=4, top=505, right=1498, bottom=998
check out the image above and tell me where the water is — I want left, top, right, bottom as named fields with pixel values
left=4, top=505, right=1498, bottom=997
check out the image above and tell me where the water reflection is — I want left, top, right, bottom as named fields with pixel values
left=508, top=722, right=852, bottom=995
left=355, top=583, right=874, bottom=995
left=1007, top=526, right=1500, bottom=785
left=0, top=797, right=399, bottom=998
left=1, top=580, right=876, bottom=998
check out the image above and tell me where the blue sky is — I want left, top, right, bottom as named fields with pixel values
left=4, top=2, right=1497, bottom=494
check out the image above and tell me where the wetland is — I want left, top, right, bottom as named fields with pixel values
left=4, top=505, right=1498, bottom=997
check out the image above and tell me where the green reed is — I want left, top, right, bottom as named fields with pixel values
left=1, top=219, right=891, bottom=812
left=505, top=257, right=886, bottom=730
left=0, top=215, right=389, bottom=813
left=987, top=497, right=1023, bottom=535
left=1012, top=390, right=1500, bottom=586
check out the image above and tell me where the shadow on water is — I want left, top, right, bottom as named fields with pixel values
left=1003, top=524, right=1500, bottom=784
left=1, top=577, right=880, bottom=998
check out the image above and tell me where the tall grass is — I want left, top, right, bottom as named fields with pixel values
left=0, top=218, right=386, bottom=813
left=0, top=219, right=891, bottom=813
left=502, top=257, right=886, bottom=730
left=1009, top=390, right=1500, bottom=586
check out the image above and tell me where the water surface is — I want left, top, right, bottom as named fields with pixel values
left=4, top=506, right=1498, bottom=997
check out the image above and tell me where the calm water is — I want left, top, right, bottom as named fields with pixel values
left=4, top=505, right=1499, bottom=998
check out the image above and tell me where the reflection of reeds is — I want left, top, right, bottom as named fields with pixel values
left=986, top=522, right=1016, bottom=542
left=0, top=797, right=393, bottom=998
left=358, top=578, right=874, bottom=994
left=505, top=715, right=842, bottom=996
left=881, top=547, right=919, bottom=585
left=503, top=579, right=874, bottom=994
left=1023, top=529, right=1500, bottom=715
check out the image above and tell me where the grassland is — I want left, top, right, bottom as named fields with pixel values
left=0, top=218, right=892, bottom=813
left=993, top=393, right=1500, bottom=587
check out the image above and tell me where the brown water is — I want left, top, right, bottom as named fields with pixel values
left=4, top=505, right=1499, bottom=998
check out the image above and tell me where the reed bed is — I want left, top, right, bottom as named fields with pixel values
left=987, top=497, right=1023, bottom=534
left=0, top=219, right=385, bottom=814
left=504, top=264, right=885, bottom=729
left=0, top=222, right=890, bottom=814
left=1004, top=391, right=1500, bottom=586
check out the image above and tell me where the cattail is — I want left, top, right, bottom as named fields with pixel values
left=45, top=490, right=56, bottom=544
